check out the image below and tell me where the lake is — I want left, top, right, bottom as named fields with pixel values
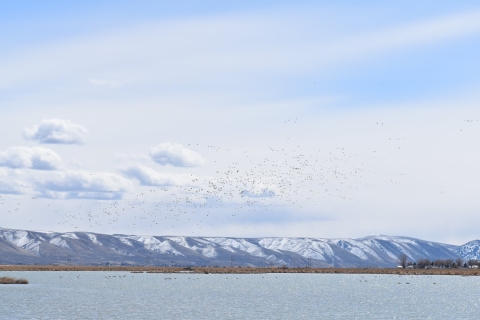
left=1, top=271, right=479, bottom=319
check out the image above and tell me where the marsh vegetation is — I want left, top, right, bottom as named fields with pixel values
left=0, top=277, right=28, bottom=284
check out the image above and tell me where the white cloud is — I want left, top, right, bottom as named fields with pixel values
left=0, top=146, right=62, bottom=170
left=150, top=143, right=206, bottom=167
left=34, top=170, right=132, bottom=199
left=118, top=164, right=198, bottom=187
left=22, top=119, right=87, bottom=145
left=0, top=168, right=30, bottom=194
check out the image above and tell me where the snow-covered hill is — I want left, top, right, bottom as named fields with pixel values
left=455, top=240, right=480, bottom=261
left=0, top=227, right=477, bottom=267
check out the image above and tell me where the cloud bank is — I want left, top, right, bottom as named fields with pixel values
left=36, top=170, right=131, bottom=192
left=0, top=169, right=29, bottom=194
left=118, top=164, right=198, bottom=187
left=150, top=143, right=206, bottom=167
left=0, top=146, right=62, bottom=170
left=22, top=119, right=87, bottom=145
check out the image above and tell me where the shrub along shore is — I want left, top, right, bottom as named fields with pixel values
left=0, top=265, right=479, bottom=276
left=0, top=277, right=28, bottom=284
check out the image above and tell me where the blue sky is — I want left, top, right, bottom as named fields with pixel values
left=1, top=1, right=480, bottom=243
left=3, top=1, right=480, bottom=107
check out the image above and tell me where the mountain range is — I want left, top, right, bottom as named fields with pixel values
left=0, top=227, right=478, bottom=267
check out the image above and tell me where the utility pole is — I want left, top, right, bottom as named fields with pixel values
left=230, top=256, right=235, bottom=268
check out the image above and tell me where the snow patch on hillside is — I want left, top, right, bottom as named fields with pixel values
left=127, top=236, right=184, bottom=256
left=115, top=236, right=133, bottom=246
left=258, top=238, right=332, bottom=261
left=330, top=239, right=380, bottom=260
left=207, top=238, right=282, bottom=262
left=0, top=230, right=41, bottom=255
left=167, top=237, right=218, bottom=258
left=49, top=237, right=71, bottom=251
left=62, top=233, right=79, bottom=240
left=86, top=233, right=102, bottom=246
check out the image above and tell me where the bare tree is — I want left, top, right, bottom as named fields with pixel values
left=434, top=259, right=445, bottom=268
left=417, top=258, right=431, bottom=269
left=468, top=259, right=479, bottom=267
left=455, top=258, right=463, bottom=268
left=445, top=259, right=454, bottom=268
left=398, top=254, right=408, bottom=268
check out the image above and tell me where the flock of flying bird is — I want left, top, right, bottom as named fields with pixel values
left=1, top=118, right=478, bottom=235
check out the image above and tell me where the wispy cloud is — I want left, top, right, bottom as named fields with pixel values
left=3, top=9, right=480, bottom=90
left=306, top=10, right=480, bottom=68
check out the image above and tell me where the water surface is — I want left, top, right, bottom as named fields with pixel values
left=1, top=271, right=479, bottom=319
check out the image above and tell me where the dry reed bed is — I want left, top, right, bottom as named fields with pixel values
left=0, top=265, right=479, bottom=276
left=0, top=277, right=28, bottom=284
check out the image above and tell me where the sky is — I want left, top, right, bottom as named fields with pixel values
left=1, top=1, right=480, bottom=244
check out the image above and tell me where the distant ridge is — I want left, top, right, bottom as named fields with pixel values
left=0, top=227, right=478, bottom=267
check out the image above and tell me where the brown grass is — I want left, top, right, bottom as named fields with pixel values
left=0, top=277, right=29, bottom=284
left=0, top=265, right=479, bottom=276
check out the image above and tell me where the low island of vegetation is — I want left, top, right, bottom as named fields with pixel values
left=0, top=277, right=29, bottom=284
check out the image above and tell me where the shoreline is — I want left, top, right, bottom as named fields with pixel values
left=1, top=265, right=479, bottom=276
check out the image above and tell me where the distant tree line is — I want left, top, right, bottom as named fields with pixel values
left=398, top=254, right=480, bottom=269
